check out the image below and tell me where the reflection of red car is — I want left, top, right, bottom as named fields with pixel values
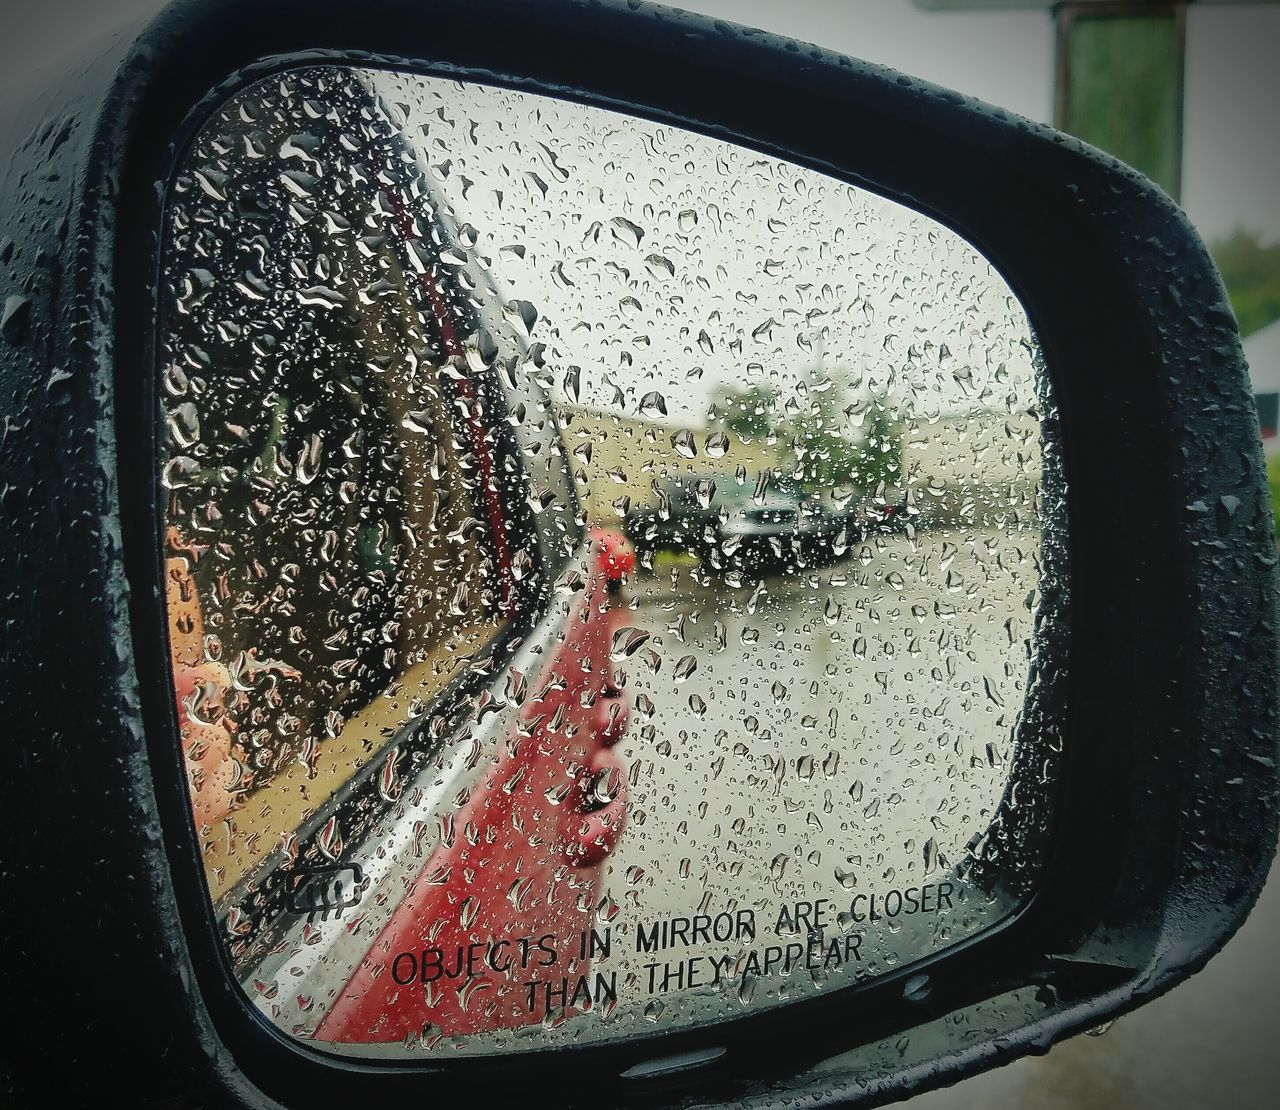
left=319, top=533, right=631, bottom=1041
left=161, top=68, right=635, bottom=1046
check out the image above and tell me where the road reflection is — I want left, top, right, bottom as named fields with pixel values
left=592, top=523, right=1044, bottom=1019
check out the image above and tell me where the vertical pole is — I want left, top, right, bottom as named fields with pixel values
left=1054, top=1, right=1187, bottom=200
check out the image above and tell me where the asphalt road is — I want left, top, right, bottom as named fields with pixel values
left=592, top=523, right=1043, bottom=1031
left=909, top=853, right=1280, bottom=1109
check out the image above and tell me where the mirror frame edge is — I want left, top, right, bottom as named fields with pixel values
left=0, top=0, right=1273, bottom=1106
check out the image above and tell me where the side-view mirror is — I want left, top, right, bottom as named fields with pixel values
left=1, top=1, right=1275, bottom=1107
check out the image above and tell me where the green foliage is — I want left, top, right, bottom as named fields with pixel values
left=791, top=392, right=902, bottom=492
left=848, top=397, right=904, bottom=493
left=789, top=401, right=862, bottom=490
left=723, top=383, right=778, bottom=441
left=1063, top=12, right=1182, bottom=197
left=1210, top=229, right=1280, bottom=339
left=719, top=379, right=902, bottom=493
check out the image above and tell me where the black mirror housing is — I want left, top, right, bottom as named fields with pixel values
left=0, top=1, right=1275, bottom=1106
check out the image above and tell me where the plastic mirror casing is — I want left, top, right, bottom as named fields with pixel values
left=0, top=1, right=1275, bottom=1106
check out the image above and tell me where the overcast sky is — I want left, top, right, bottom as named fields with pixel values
left=376, top=70, right=1039, bottom=423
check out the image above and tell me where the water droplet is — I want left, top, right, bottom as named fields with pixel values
left=670, top=429, right=697, bottom=459
left=611, top=627, right=651, bottom=661
left=704, top=431, right=730, bottom=458
left=903, top=974, right=931, bottom=1003
left=1, top=295, right=31, bottom=343
left=610, top=216, right=644, bottom=248
left=638, top=391, right=667, bottom=418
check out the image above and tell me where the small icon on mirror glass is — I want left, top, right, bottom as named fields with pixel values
left=286, top=863, right=366, bottom=922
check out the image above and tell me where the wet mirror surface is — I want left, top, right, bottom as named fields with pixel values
left=159, top=66, right=1065, bottom=1057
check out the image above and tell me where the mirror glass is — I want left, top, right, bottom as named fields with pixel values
left=158, top=65, right=1065, bottom=1058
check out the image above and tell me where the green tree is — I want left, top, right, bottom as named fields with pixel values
left=723, top=382, right=779, bottom=441
left=788, top=389, right=863, bottom=490
left=1209, top=228, right=1280, bottom=339
left=720, top=378, right=902, bottom=494
left=844, top=394, right=903, bottom=493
